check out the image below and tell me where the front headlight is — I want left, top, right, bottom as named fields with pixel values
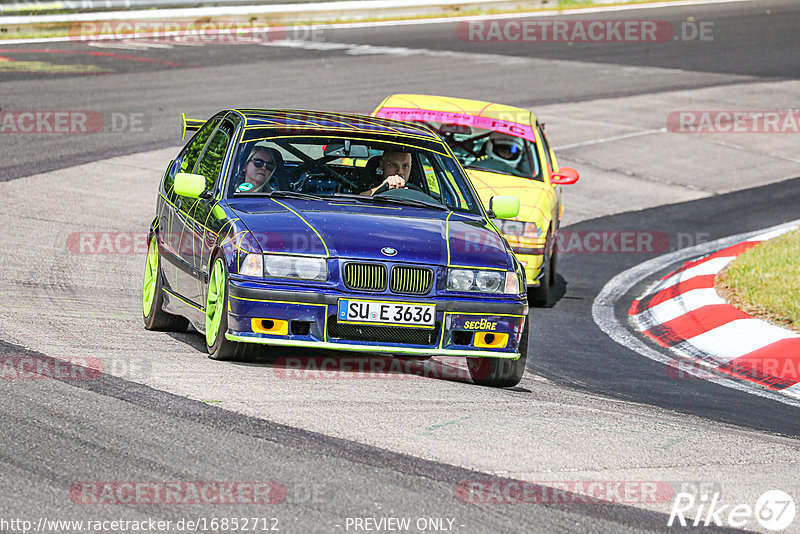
left=475, top=270, right=503, bottom=292
left=293, top=257, right=327, bottom=280
left=498, top=219, right=539, bottom=238
left=448, top=269, right=475, bottom=291
left=264, top=254, right=327, bottom=281
left=264, top=255, right=293, bottom=278
left=448, top=268, right=519, bottom=294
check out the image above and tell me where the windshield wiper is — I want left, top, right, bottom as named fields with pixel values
left=329, top=193, right=366, bottom=202
left=368, top=195, right=449, bottom=211
left=235, top=190, right=326, bottom=201
left=269, top=191, right=327, bottom=201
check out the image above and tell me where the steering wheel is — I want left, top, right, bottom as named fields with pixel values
left=373, top=182, right=425, bottom=195
left=289, top=157, right=361, bottom=191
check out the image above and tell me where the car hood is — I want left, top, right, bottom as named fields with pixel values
left=227, top=198, right=510, bottom=270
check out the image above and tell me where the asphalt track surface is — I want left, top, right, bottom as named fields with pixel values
left=2, top=0, right=800, bottom=532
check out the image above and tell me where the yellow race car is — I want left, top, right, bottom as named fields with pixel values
left=373, top=94, right=579, bottom=306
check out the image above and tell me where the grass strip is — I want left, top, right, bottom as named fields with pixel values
left=717, top=228, right=800, bottom=333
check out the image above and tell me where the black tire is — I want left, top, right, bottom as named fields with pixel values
left=205, top=254, right=256, bottom=362
left=143, top=237, right=189, bottom=332
left=467, top=320, right=529, bottom=388
left=549, top=240, right=558, bottom=287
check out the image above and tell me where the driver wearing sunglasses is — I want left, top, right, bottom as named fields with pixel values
left=238, top=143, right=283, bottom=193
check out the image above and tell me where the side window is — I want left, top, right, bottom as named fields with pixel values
left=195, top=121, right=234, bottom=191
left=538, top=125, right=554, bottom=172
left=419, top=152, right=469, bottom=211
left=518, top=138, right=539, bottom=180
left=163, top=118, right=220, bottom=202
left=418, top=154, right=441, bottom=196
left=181, top=119, right=219, bottom=174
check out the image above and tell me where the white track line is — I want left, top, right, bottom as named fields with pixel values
left=258, top=39, right=526, bottom=65
left=591, top=218, right=800, bottom=407
left=554, top=127, right=667, bottom=151
left=87, top=39, right=174, bottom=49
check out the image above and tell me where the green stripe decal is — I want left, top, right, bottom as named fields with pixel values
left=272, top=199, right=330, bottom=257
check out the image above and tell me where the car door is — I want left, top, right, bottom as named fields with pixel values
left=179, top=117, right=237, bottom=306
left=159, top=116, right=220, bottom=302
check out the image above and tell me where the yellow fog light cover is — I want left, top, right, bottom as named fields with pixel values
left=474, top=332, right=509, bottom=349
left=251, top=318, right=289, bottom=335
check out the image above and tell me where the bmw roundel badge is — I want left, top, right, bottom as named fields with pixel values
left=381, top=247, right=397, bottom=257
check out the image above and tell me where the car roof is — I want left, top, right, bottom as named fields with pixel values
left=372, top=94, right=537, bottom=142
left=231, top=108, right=440, bottom=141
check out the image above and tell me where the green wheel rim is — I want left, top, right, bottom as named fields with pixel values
left=206, top=258, right=225, bottom=346
left=143, top=239, right=158, bottom=317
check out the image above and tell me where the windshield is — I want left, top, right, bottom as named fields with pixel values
left=420, top=122, right=541, bottom=181
left=224, top=133, right=482, bottom=214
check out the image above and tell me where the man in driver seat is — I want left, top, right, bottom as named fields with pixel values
left=360, top=150, right=412, bottom=196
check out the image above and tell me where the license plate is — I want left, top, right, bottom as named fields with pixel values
left=337, top=299, right=435, bottom=328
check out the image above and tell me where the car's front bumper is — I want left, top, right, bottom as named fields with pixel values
left=226, top=280, right=528, bottom=359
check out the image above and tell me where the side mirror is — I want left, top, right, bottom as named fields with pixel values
left=488, top=196, right=520, bottom=219
left=550, top=167, right=579, bottom=185
left=174, top=172, right=207, bottom=199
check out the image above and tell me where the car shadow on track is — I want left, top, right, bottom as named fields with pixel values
left=549, top=274, right=568, bottom=307
left=529, top=274, right=567, bottom=309
left=165, top=329, right=486, bottom=386
left=237, top=352, right=480, bottom=385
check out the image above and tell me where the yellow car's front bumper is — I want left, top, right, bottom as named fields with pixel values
left=514, top=252, right=545, bottom=287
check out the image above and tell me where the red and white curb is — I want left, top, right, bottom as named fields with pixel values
left=629, top=225, right=800, bottom=397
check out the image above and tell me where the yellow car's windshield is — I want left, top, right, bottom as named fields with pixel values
left=423, top=122, right=541, bottom=180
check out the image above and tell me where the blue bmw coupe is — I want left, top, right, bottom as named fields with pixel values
left=143, top=109, right=529, bottom=387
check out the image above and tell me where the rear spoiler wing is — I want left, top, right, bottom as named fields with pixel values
left=181, top=113, right=206, bottom=141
